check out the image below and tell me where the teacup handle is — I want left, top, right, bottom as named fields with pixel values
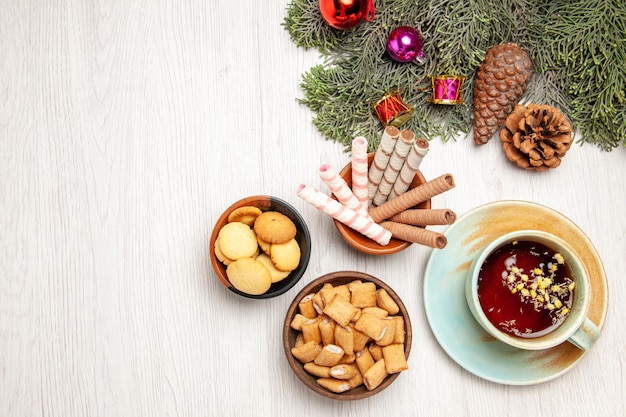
left=567, top=318, right=601, bottom=351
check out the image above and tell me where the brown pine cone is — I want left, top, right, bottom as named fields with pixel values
left=473, top=43, right=533, bottom=145
left=500, top=103, right=573, bottom=172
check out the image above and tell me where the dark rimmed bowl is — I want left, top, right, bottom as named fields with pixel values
left=209, top=195, right=311, bottom=299
left=333, top=152, right=431, bottom=255
left=283, top=271, right=412, bottom=400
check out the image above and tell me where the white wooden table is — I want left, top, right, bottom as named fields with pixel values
left=1, top=1, right=624, bottom=416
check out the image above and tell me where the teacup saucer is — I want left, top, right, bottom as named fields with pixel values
left=423, top=200, right=608, bottom=385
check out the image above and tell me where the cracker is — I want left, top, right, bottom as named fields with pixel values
left=320, top=283, right=351, bottom=306
left=319, top=316, right=336, bottom=346
left=291, top=341, right=322, bottom=363
left=375, top=317, right=397, bottom=347
left=376, top=288, right=400, bottom=315
left=356, top=348, right=375, bottom=375
left=323, top=295, right=359, bottom=328
left=290, top=313, right=309, bottom=332
left=298, top=293, right=317, bottom=319
left=382, top=343, right=408, bottom=374
left=354, top=313, right=388, bottom=341
left=362, top=359, right=388, bottom=391
left=329, top=363, right=358, bottom=380
left=301, top=318, right=322, bottom=344
left=334, top=325, right=354, bottom=354
left=303, top=362, right=330, bottom=378
left=349, top=281, right=377, bottom=308
left=314, top=344, right=344, bottom=367
left=316, top=378, right=351, bottom=394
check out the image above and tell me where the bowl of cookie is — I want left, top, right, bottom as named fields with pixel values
left=209, top=195, right=311, bottom=299
left=283, top=271, right=412, bottom=400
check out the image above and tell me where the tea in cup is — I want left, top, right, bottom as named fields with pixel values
left=465, top=230, right=600, bottom=350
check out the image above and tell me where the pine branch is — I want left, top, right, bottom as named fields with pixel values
left=284, top=0, right=626, bottom=151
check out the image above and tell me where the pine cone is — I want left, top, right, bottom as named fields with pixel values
left=500, top=103, right=573, bottom=171
left=473, top=43, right=533, bottom=145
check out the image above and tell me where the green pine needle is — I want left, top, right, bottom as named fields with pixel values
left=284, top=0, right=626, bottom=151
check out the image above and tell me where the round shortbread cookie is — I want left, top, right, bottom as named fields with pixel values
left=256, top=253, right=291, bottom=283
left=226, top=258, right=272, bottom=295
left=257, top=236, right=272, bottom=255
left=270, top=238, right=301, bottom=272
left=253, top=211, right=297, bottom=244
left=227, top=205, right=262, bottom=227
left=214, top=239, right=234, bottom=265
left=217, top=222, right=258, bottom=260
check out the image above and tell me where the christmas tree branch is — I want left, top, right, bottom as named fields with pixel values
left=285, top=0, right=626, bottom=151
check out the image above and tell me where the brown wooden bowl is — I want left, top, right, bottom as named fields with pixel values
left=209, top=195, right=311, bottom=299
left=283, top=271, right=412, bottom=400
left=333, top=152, right=431, bottom=255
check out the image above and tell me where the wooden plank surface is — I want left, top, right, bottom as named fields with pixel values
left=1, top=1, right=624, bottom=416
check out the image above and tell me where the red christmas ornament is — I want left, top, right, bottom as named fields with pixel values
left=373, top=90, right=413, bottom=127
left=319, top=0, right=375, bottom=30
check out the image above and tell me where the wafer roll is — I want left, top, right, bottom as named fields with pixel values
left=368, top=173, right=455, bottom=223
left=379, top=221, right=447, bottom=249
left=372, top=129, right=415, bottom=207
left=297, top=184, right=392, bottom=246
left=388, top=138, right=429, bottom=200
left=351, top=136, right=369, bottom=211
left=368, top=126, right=400, bottom=202
left=389, top=208, right=456, bottom=226
left=319, top=164, right=368, bottom=217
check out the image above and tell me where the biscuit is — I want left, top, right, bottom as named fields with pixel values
left=213, top=239, right=234, bottom=265
left=257, top=236, right=272, bottom=255
left=226, top=258, right=272, bottom=295
left=253, top=211, right=297, bottom=244
left=269, top=239, right=301, bottom=272
left=218, top=222, right=258, bottom=260
left=227, top=205, right=262, bottom=226
left=256, top=253, right=291, bottom=283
